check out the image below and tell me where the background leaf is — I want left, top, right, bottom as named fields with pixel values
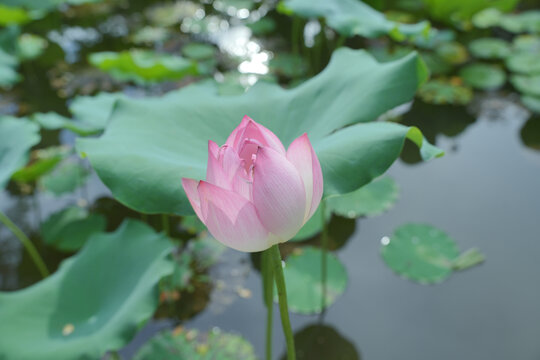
left=278, top=247, right=347, bottom=314
left=0, top=220, right=173, bottom=360
left=0, top=116, right=40, bottom=189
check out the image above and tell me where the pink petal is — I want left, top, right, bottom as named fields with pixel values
left=208, top=140, right=219, bottom=158
left=225, top=116, right=249, bottom=148
left=198, top=181, right=273, bottom=252
left=227, top=116, right=286, bottom=155
left=252, top=146, right=306, bottom=241
left=182, top=178, right=204, bottom=220
left=206, top=144, right=243, bottom=190
left=286, top=133, right=323, bottom=220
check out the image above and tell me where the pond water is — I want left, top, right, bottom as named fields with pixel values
left=1, top=1, right=540, bottom=359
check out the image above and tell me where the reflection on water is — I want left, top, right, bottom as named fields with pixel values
left=281, top=324, right=360, bottom=360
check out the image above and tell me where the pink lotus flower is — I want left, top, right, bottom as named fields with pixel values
left=182, top=116, right=323, bottom=252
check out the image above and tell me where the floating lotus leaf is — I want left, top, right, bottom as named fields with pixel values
left=278, top=247, right=347, bottom=314
left=41, top=206, right=106, bottom=252
left=10, top=146, right=69, bottom=183
left=512, top=35, right=540, bottom=53
left=89, top=50, right=198, bottom=84
left=280, top=0, right=429, bottom=39
left=327, top=176, right=399, bottom=218
left=420, top=52, right=452, bottom=75
left=77, top=49, right=442, bottom=215
left=412, top=28, right=455, bottom=50
left=459, top=63, right=506, bottom=90
left=134, top=327, right=257, bottom=360
left=511, top=74, right=540, bottom=96
left=0, top=116, right=40, bottom=189
left=40, top=160, right=89, bottom=196
left=418, top=79, right=473, bottom=105
left=381, top=223, right=484, bottom=284
left=280, top=324, right=359, bottom=360
left=521, top=95, right=540, bottom=114
left=499, top=11, right=540, bottom=34
left=472, top=8, right=503, bottom=28
left=32, top=112, right=103, bottom=136
left=435, top=41, right=468, bottom=65
left=506, top=53, right=540, bottom=74
left=520, top=116, right=540, bottom=149
left=0, top=220, right=174, bottom=360
left=69, top=92, right=127, bottom=133
left=468, top=38, right=511, bottom=59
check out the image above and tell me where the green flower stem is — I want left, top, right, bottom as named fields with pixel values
left=161, top=214, right=170, bottom=236
left=270, top=244, right=296, bottom=360
left=335, top=35, right=346, bottom=49
left=320, top=199, right=328, bottom=313
left=262, top=249, right=274, bottom=360
left=0, top=210, right=49, bottom=278
left=291, top=17, right=301, bottom=55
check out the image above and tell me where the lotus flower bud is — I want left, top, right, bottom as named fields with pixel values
left=182, top=116, right=323, bottom=252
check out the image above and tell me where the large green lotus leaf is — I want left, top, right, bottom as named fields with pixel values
left=89, top=49, right=198, bottom=85
left=459, top=63, right=506, bottom=90
left=381, top=223, right=484, bottom=284
left=134, top=327, right=257, bottom=360
left=511, top=74, right=540, bottom=97
left=77, top=49, right=441, bottom=215
left=0, top=220, right=174, bottom=360
left=41, top=206, right=106, bottom=252
left=327, top=176, right=399, bottom=218
left=277, top=247, right=347, bottom=314
left=280, top=0, right=429, bottom=39
left=0, top=116, right=40, bottom=189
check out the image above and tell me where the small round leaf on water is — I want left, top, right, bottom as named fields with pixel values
left=418, top=79, right=473, bottom=105
left=134, top=327, right=257, bottom=360
left=468, top=38, right=510, bottom=59
left=381, top=223, right=459, bottom=284
left=521, top=95, right=540, bottom=114
left=506, top=53, right=540, bottom=75
left=511, top=74, right=540, bottom=97
left=459, top=63, right=506, bottom=90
